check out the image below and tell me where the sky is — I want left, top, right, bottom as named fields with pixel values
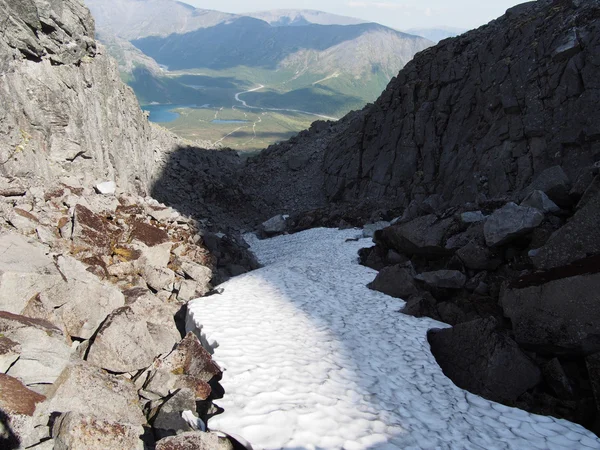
left=180, top=0, right=529, bottom=31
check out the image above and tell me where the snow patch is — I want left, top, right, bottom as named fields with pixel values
left=188, top=228, right=600, bottom=449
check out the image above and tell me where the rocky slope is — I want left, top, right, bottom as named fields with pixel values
left=241, top=0, right=599, bottom=222
left=0, top=0, right=183, bottom=194
left=0, top=1, right=258, bottom=449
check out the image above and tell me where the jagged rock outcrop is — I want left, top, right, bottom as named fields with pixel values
left=0, top=0, right=205, bottom=195
left=320, top=0, right=600, bottom=209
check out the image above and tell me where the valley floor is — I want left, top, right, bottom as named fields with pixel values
left=187, top=228, right=600, bottom=450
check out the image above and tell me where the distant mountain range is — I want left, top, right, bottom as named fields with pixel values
left=84, top=0, right=434, bottom=149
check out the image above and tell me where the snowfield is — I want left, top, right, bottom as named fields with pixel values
left=187, top=228, right=600, bottom=449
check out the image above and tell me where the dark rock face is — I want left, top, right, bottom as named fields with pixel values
left=367, top=265, right=419, bottom=299
left=428, top=318, right=541, bottom=403
left=532, top=190, right=600, bottom=269
left=317, top=0, right=600, bottom=212
left=501, top=259, right=600, bottom=355
left=377, top=214, right=455, bottom=257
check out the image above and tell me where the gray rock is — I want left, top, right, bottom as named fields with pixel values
left=377, top=214, right=454, bottom=257
left=150, top=388, right=197, bottom=439
left=4, top=325, right=72, bottom=387
left=367, top=266, right=419, bottom=299
left=85, top=306, right=162, bottom=373
left=261, top=214, right=288, bottom=235
left=94, top=181, right=117, bottom=195
left=445, top=223, right=484, bottom=250
left=456, top=240, right=501, bottom=271
left=459, top=211, right=485, bottom=225
left=542, top=358, right=573, bottom=400
left=414, top=270, right=466, bottom=289
left=500, top=268, right=600, bottom=355
left=0, top=336, right=21, bottom=373
left=523, top=166, right=572, bottom=207
left=362, top=221, right=390, bottom=238
left=483, top=203, right=543, bottom=247
left=0, top=0, right=181, bottom=195
left=577, top=174, right=600, bottom=210
left=181, top=260, right=212, bottom=287
left=143, top=332, right=221, bottom=400
left=586, top=353, right=600, bottom=412
left=428, top=318, right=541, bottom=403
left=520, top=190, right=560, bottom=213
left=142, top=265, right=175, bottom=292
left=40, top=361, right=146, bottom=426
left=52, top=412, right=145, bottom=450
left=401, top=294, right=441, bottom=321
left=6, top=208, right=39, bottom=234
left=155, top=432, right=233, bottom=450
left=532, top=190, right=600, bottom=270
left=177, top=279, right=206, bottom=302
left=0, top=232, right=65, bottom=314
left=42, top=256, right=125, bottom=339
left=134, top=241, right=173, bottom=269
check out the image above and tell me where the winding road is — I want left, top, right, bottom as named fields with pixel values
left=234, top=85, right=339, bottom=121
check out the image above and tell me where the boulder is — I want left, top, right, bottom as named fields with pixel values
left=130, top=221, right=170, bottom=247
left=181, top=260, right=212, bottom=288
left=52, top=412, right=145, bottom=450
left=401, top=294, right=441, bottom=321
left=367, top=265, right=419, bottom=299
left=71, top=204, right=113, bottom=254
left=428, top=318, right=541, bottom=403
left=577, top=174, right=600, bottom=210
left=586, top=353, right=600, bottom=412
left=142, top=266, right=176, bottom=292
left=0, top=336, right=21, bottom=372
left=87, top=294, right=180, bottom=373
left=542, top=358, right=573, bottom=400
left=40, top=361, right=146, bottom=426
left=150, top=388, right=197, bottom=439
left=445, top=223, right=484, bottom=250
left=156, top=432, right=233, bottom=450
left=6, top=208, right=39, bottom=234
left=520, top=190, right=560, bottom=213
left=532, top=191, right=600, bottom=270
left=0, top=373, right=46, bottom=416
left=500, top=264, right=600, bottom=355
left=261, top=214, right=288, bottom=236
left=41, top=256, right=125, bottom=339
left=456, top=240, right=502, bottom=271
left=178, top=279, right=207, bottom=302
left=94, top=181, right=117, bottom=195
left=362, top=221, right=390, bottom=238
left=459, top=211, right=485, bottom=225
left=134, top=241, right=172, bottom=269
left=4, top=325, right=72, bottom=387
left=377, top=214, right=454, bottom=257
left=143, top=333, right=221, bottom=400
left=0, top=232, right=66, bottom=314
left=85, top=306, right=162, bottom=373
left=523, top=166, right=571, bottom=207
left=483, top=202, right=544, bottom=247
left=414, top=270, right=466, bottom=289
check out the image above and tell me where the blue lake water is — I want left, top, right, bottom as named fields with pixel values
left=212, top=119, right=249, bottom=124
left=142, top=104, right=198, bottom=123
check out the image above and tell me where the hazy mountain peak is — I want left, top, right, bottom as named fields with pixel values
left=245, top=9, right=368, bottom=27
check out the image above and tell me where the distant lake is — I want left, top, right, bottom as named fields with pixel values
left=142, top=104, right=203, bottom=123
left=212, top=119, right=249, bottom=124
